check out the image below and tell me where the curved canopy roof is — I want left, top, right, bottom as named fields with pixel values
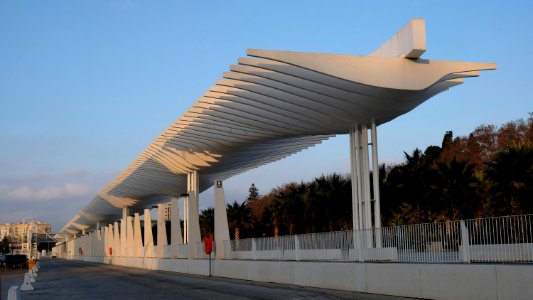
left=59, top=20, right=495, bottom=235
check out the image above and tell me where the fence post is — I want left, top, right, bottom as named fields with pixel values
left=295, top=235, right=300, bottom=261
left=460, top=220, right=470, bottom=263
left=252, top=238, right=256, bottom=260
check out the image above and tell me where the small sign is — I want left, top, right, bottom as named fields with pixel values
left=216, top=181, right=223, bottom=188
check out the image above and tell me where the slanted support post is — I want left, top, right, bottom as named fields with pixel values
left=143, top=208, right=154, bottom=257
left=170, top=197, right=183, bottom=245
left=156, top=203, right=168, bottom=258
left=157, top=203, right=168, bottom=247
left=113, top=222, right=120, bottom=256
left=186, top=171, right=201, bottom=245
left=214, top=180, right=230, bottom=259
left=133, top=213, right=143, bottom=257
left=183, top=194, right=188, bottom=244
left=96, top=222, right=101, bottom=241
left=120, top=207, right=129, bottom=256
left=126, top=216, right=134, bottom=256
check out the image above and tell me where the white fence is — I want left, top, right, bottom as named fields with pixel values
left=223, top=214, right=533, bottom=263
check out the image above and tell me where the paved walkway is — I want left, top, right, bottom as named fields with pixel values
left=3, top=259, right=413, bottom=299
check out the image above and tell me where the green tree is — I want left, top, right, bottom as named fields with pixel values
left=199, top=207, right=214, bottom=238
left=436, top=159, right=481, bottom=220
left=485, top=145, right=533, bottom=215
left=227, top=201, right=252, bottom=240
left=247, top=183, right=260, bottom=203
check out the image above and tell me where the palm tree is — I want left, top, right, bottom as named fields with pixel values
left=436, top=159, right=480, bottom=220
left=226, top=201, right=252, bottom=240
left=199, top=207, right=214, bottom=238
left=485, top=145, right=533, bottom=215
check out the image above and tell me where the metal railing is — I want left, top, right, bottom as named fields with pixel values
left=223, top=214, right=533, bottom=264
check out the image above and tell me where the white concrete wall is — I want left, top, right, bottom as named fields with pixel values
left=59, top=253, right=533, bottom=300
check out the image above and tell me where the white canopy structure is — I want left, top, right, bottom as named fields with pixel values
left=59, top=19, right=495, bottom=239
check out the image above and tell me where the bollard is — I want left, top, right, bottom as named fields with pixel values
left=28, top=271, right=36, bottom=283
left=7, top=286, right=21, bottom=300
left=20, top=273, right=34, bottom=291
left=31, top=268, right=38, bottom=278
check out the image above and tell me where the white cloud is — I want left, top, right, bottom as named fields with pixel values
left=1, top=183, right=90, bottom=202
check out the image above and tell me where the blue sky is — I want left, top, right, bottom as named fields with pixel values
left=1, top=1, right=532, bottom=231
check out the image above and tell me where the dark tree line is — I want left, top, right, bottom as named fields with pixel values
left=198, top=114, right=533, bottom=239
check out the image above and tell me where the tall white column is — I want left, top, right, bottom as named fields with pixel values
left=143, top=208, right=154, bottom=247
left=113, top=221, right=120, bottom=256
left=120, top=207, right=128, bottom=256
left=133, top=213, right=143, bottom=256
left=349, top=129, right=360, bottom=231
left=170, top=198, right=183, bottom=245
left=126, top=216, right=134, bottom=256
left=350, top=128, right=362, bottom=260
left=96, top=222, right=101, bottom=241
left=361, top=125, right=372, bottom=232
left=350, top=123, right=380, bottom=252
left=187, top=171, right=201, bottom=244
left=354, top=126, right=364, bottom=231
left=107, top=224, right=114, bottom=256
left=371, top=120, right=382, bottom=247
left=157, top=203, right=168, bottom=247
left=214, top=180, right=230, bottom=259
left=183, top=194, right=188, bottom=244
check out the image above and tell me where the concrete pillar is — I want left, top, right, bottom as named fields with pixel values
left=349, top=128, right=360, bottom=232
left=170, top=197, right=183, bottom=245
left=354, top=126, right=364, bottom=231
left=351, top=124, right=376, bottom=251
left=103, top=226, right=108, bottom=256
left=133, top=213, right=143, bottom=256
left=187, top=171, right=201, bottom=244
left=95, top=222, right=101, bottom=241
left=120, top=208, right=128, bottom=256
left=214, top=180, right=230, bottom=259
left=126, top=216, right=134, bottom=256
left=371, top=120, right=382, bottom=247
left=183, top=194, right=188, bottom=243
left=113, top=221, right=120, bottom=256
left=107, top=224, right=114, bottom=256
left=157, top=203, right=168, bottom=247
left=361, top=125, right=372, bottom=232
left=143, top=208, right=154, bottom=247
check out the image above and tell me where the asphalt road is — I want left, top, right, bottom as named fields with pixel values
left=3, top=259, right=413, bottom=300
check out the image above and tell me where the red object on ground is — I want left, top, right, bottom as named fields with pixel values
left=203, top=237, right=213, bottom=254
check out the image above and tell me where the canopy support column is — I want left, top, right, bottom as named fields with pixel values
left=350, top=123, right=380, bottom=251
left=171, top=197, right=183, bottom=245
left=371, top=119, right=382, bottom=247
left=214, top=180, right=230, bottom=259
left=186, top=171, right=201, bottom=245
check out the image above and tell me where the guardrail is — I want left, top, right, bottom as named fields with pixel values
left=223, top=214, right=533, bottom=263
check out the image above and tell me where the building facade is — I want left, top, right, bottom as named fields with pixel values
left=0, top=221, right=51, bottom=241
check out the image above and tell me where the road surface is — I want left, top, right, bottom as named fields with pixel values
left=3, top=259, right=413, bottom=299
